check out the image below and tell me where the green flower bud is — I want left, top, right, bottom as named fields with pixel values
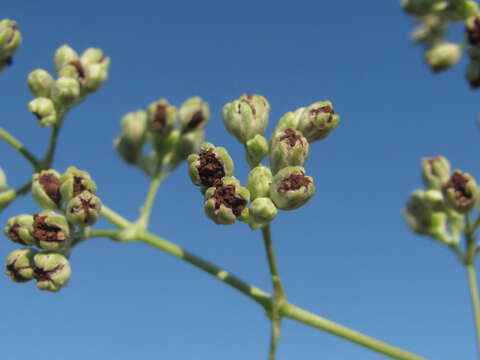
left=297, top=101, right=340, bottom=143
left=83, top=59, right=110, bottom=93
left=222, top=94, right=270, bottom=143
left=148, top=99, right=177, bottom=137
left=421, top=156, right=451, bottom=190
left=401, top=0, right=445, bottom=16
left=188, top=142, right=234, bottom=188
left=443, top=170, right=479, bottom=213
left=270, top=166, right=315, bottom=210
left=5, top=249, right=37, bottom=283
left=50, top=77, right=80, bottom=106
left=179, top=97, right=210, bottom=134
left=32, top=170, right=62, bottom=209
left=60, top=167, right=97, bottom=202
left=424, top=43, right=462, bottom=73
left=274, top=107, right=305, bottom=132
left=171, top=129, right=205, bottom=166
left=248, top=165, right=273, bottom=200
left=114, top=135, right=142, bottom=165
left=466, top=60, right=480, bottom=88
left=27, top=69, right=54, bottom=98
left=33, top=252, right=71, bottom=292
left=80, top=47, right=104, bottom=66
left=32, top=210, right=70, bottom=251
left=4, top=214, right=35, bottom=246
left=28, top=97, right=57, bottom=127
left=442, top=0, right=478, bottom=21
left=121, top=110, right=148, bottom=148
left=54, top=44, right=78, bottom=73
left=269, top=128, right=309, bottom=175
left=245, top=134, right=269, bottom=168
left=250, top=197, right=278, bottom=224
left=412, top=14, right=446, bottom=46
left=204, top=176, right=250, bottom=225
left=66, top=191, right=102, bottom=227
left=0, top=167, right=7, bottom=192
left=0, top=19, right=21, bottom=60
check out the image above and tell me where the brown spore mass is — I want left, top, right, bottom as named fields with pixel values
left=152, top=104, right=167, bottom=133
left=39, top=173, right=61, bottom=204
left=7, top=225, right=23, bottom=245
left=446, top=173, right=472, bottom=202
left=33, top=263, right=65, bottom=281
left=33, top=215, right=66, bottom=244
left=70, top=196, right=97, bottom=224
left=73, top=176, right=87, bottom=197
left=197, top=149, right=225, bottom=187
left=183, top=110, right=204, bottom=133
left=279, top=128, right=302, bottom=147
left=212, top=184, right=246, bottom=216
left=279, top=173, right=311, bottom=193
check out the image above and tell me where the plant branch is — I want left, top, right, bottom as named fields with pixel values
left=467, top=264, right=480, bottom=356
left=0, top=128, right=39, bottom=168
left=0, top=181, right=32, bottom=210
left=137, top=170, right=169, bottom=229
left=42, top=124, right=62, bottom=168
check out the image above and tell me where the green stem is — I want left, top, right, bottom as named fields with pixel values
left=467, top=264, right=480, bottom=356
left=0, top=128, right=39, bottom=167
left=0, top=181, right=31, bottom=210
left=101, top=205, right=132, bottom=229
left=42, top=125, right=62, bottom=168
left=137, top=170, right=169, bottom=229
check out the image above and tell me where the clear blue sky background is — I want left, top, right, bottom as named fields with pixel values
left=1, top=1, right=479, bottom=359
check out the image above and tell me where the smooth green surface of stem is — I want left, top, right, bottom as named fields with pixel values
left=467, top=264, right=480, bottom=356
left=262, top=225, right=285, bottom=298
left=101, top=205, right=132, bottom=229
left=0, top=128, right=39, bottom=167
left=42, top=125, right=62, bottom=168
left=137, top=171, right=168, bottom=228
left=0, top=181, right=31, bottom=209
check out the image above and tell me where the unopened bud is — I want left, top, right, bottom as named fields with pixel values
left=248, top=166, right=273, bottom=200
left=222, top=94, right=270, bottom=143
left=50, top=77, right=80, bottom=106
left=442, top=0, right=478, bottom=21
left=60, top=167, right=97, bottom=202
left=297, top=101, right=340, bottom=142
left=80, top=48, right=104, bottom=66
left=27, top=69, right=54, bottom=98
left=5, top=249, right=37, bottom=283
left=466, top=16, right=480, bottom=47
left=114, top=135, right=142, bottom=165
left=424, top=43, right=462, bottom=73
left=66, top=191, right=102, bottom=227
left=188, top=142, right=234, bottom=188
left=121, top=110, right=148, bottom=148
left=32, top=210, right=70, bottom=251
left=4, top=214, right=35, bottom=246
left=270, top=166, right=315, bottom=210
left=83, top=59, right=110, bottom=93
left=179, top=97, right=210, bottom=134
left=245, top=134, right=269, bottom=168
left=443, top=170, right=479, bottom=213
left=274, top=107, right=305, bottom=132
left=0, top=19, right=21, bottom=63
left=269, top=128, right=309, bottom=175
left=54, top=44, right=78, bottom=73
left=32, top=170, right=62, bottom=209
left=171, top=129, right=205, bottom=166
left=148, top=99, right=177, bottom=137
left=250, top=197, right=278, bottom=225
left=28, top=97, right=57, bottom=127
left=33, top=252, right=71, bottom=292
left=401, top=0, right=446, bottom=16
left=421, top=156, right=450, bottom=190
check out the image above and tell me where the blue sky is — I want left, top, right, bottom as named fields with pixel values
left=1, top=1, right=479, bottom=359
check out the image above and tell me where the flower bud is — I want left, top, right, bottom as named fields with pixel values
left=54, top=44, right=78, bottom=73
left=250, top=197, right=278, bottom=225
left=188, top=142, right=234, bottom=188
left=412, top=14, right=446, bottom=46
left=32, top=210, right=70, bottom=251
left=269, top=128, right=309, bottom=175
left=204, top=176, right=250, bottom=225
left=404, top=189, right=449, bottom=242
left=4, top=214, right=35, bottom=246
left=66, top=191, right=102, bottom=227
left=179, top=97, right=210, bottom=134
left=27, top=69, right=54, bottom=98
left=83, top=59, right=110, bottom=93
left=60, top=167, right=97, bottom=202
left=148, top=99, right=177, bottom=137
left=443, top=170, right=479, bottom=213
left=5, top=249, right=37, bottom=283
left=114, top=135, right=142, bottom=165
left=442, top=0, right=478, bottom=21
left=33, top=252, right=71, bottom=292
left=0, top=167, right=7, bottom=192
left=274, top=107, right=305, bottom=132
left=466, top=60, right=480, bottom=88
left=421, top=156, right=450, bottom=190
left=248, top=165, right=273, bottom=200
left=245, top=134, right=269, bottom=168
left=50, top=77, right=80, bottom=106
left=121, top=110, right=148, bottom=148
left=171, top=129, right=205, bottom=166
left=270, top=166, right=315, bottom=210
left=32, top=170, right=62, bottom=209
left=401, top=0, right=445, bottom=16
left=424, top=43, right=462, bottom=73
left=297, top=101, right=340, bottom=143
left=0, top=19, right=21, bottom=59
left=80, top=47, right=104, bottom=66
left=222, top=94, right=270, bottom=143
left=28, top=97, right=57, bottom=127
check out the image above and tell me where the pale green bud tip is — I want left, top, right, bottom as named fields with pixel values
left=248, top=166, right=273, bottom=200
left=60, top=167, right=97, bottom=202
left=28, top=97, right=57, bottom=127
left=33, top=252, right=71, bottom=292
left=66, top=191, right=102, bottom=227
left=32, top=170, right=62, bottom=209
left=32, top=210, right=70, bottom=251
left=246, top=134, right=269, bottom=168
left=250, top=197, right=278, bottom=224
left=80, top=48, right=104, bottom=66
left=148, top=99, right=177, bottom=136
left=50, top=77, right=80, bottom=106
left=121, top=110, right=148, bottom=147
left=179, top=97, right=210, bottom=134
left=275, top=107, right=305, bottom=132
left=443, top=170, right=479, bottom=213
left=270, top=128, right=309, bottom=175
left=421, top=156, right=451, bottom=190
left=270, top=166, right=315, bottom=210
left=425, top=43, right=462, bottom=73
left=0, top=19, right=21, bottom=62
left=297, top=101, right=340, bottom=143
left=404, top=189, right=447, bottom=237
left=54, top=44, right=78, bottom=73
left=27, top=69, right=54, bottom=97
left=204, top=177, right=250, bottom=225
left=222, top=94, right=270, bottom=143
left=5, top=249, right=37, bottom=283
left=0, top=167, right=7, bottom=191
left=188, top=143, right=234, bottom=188
left=4, top=214, right=35, bottom=246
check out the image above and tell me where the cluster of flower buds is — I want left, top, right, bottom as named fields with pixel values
left=0, top=19, right=21, bottom=71
left=188, top=94, right=339, bottom=230
left=404, top=156, right=479, bottom=245
left=4, top=167, right=102, bottom=292
left=27, top=45, right=110, bottom=126
left=114, top=97, right=209, bottom=173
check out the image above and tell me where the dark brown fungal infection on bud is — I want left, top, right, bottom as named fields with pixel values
left=183, top=110, right=204, bottom=133
left=151, top=104, right=167, bottom=133
left=279, top=128, right=303, bottom=147
left=467, top=18, right=480, bottom=46
left=68, top=60, right=85, bottom=79
left=70, top=196, right=97, bottom=224
left=197, top=149, right=225, bottom=187
left=240, top=97, right=256, bottom=116
left=7, top=225, right=25, bottom=245
left=309, top=105, right=335, bottom=123
left=446, top=172, right=473, bottom=208
left=33, top=263, right=65, bottom=281
left=73, top=176, right=87, bottom=197
left=6, top=262, right=31, bottom=282
left=212, top=184, right=246, bottom=216
left=279, top=173, right=311, bottom=193
left=39, top=173, right=61, bottom=204
left=32, top=215, right=66, bottom=245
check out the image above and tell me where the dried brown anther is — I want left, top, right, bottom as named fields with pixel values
left=279, top=173, right=311, bottom=193
left=73, top=176, right=87, bottom=197
left=446, top=173, right=472, bottom=202
left=32, top=215, right=66, bottom=245
left=7, top=225, right=25, bottom=245
left=197, top=150, right=225, bottom=187
left=212, top=184, right=246, bottom=216
left=183, top=111, right=204, bottom=133
left=151, top=104, right=167, bottom=133
left=39, top=173, right=61, bottom=205
left=279, top=128, right=303, bottom=147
